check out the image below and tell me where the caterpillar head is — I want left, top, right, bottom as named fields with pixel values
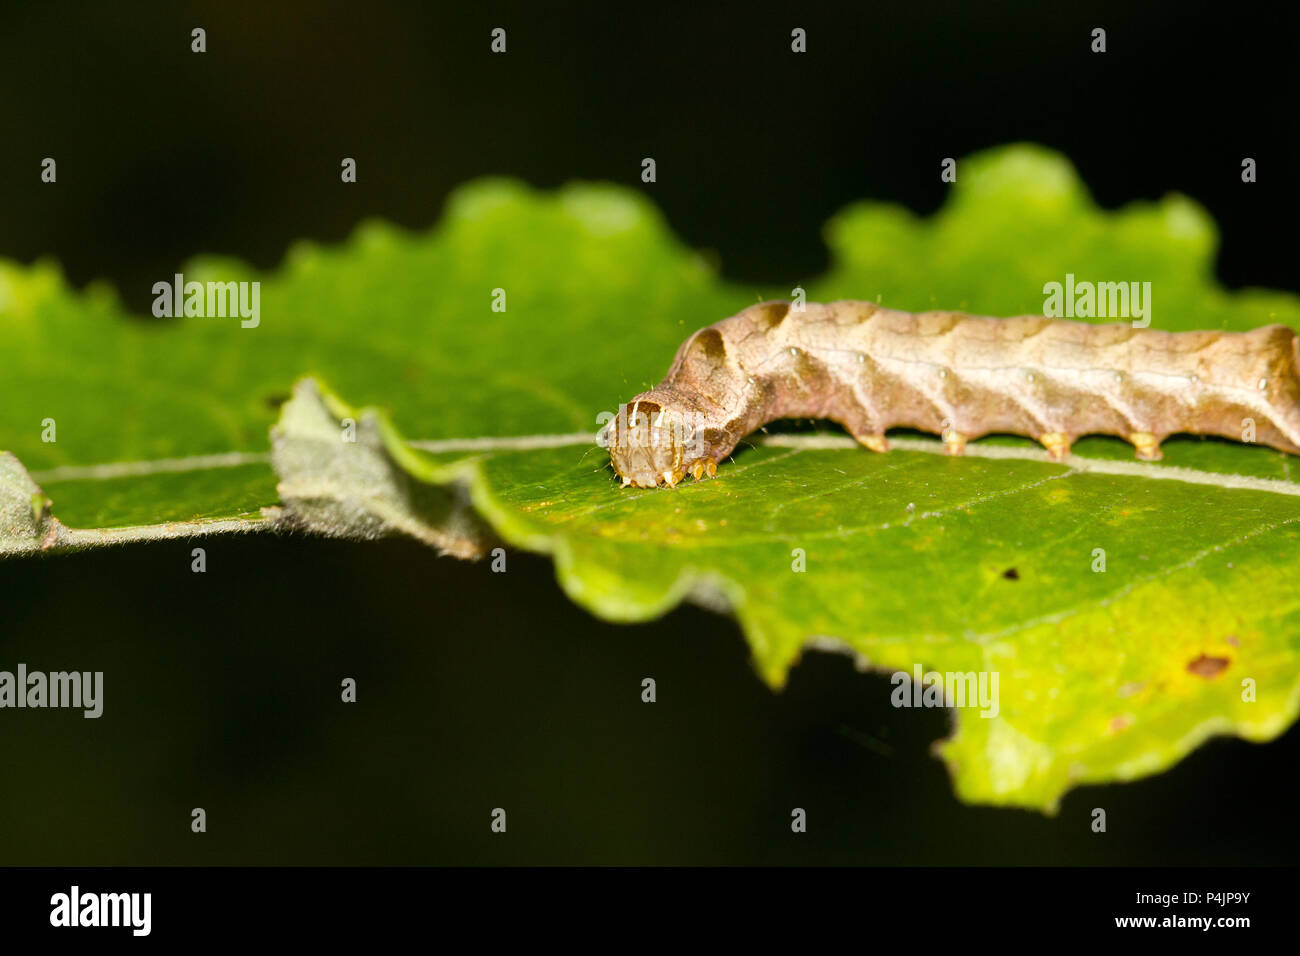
left=602, top=393, right=705, bottom=488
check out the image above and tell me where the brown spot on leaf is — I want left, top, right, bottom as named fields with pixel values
left=1226, top=634, right=1240, bottom=646
left=1002, top=567, right=1020, bottom=580
left=1108, top=716, right=1132, bottom=733
left=1187, top=654, right=1230, bottom=679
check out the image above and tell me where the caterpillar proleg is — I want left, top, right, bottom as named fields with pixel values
left=602, top=300, right=1300, bottom=488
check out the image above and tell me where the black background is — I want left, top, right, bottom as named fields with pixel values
left=0, top=0, right=1296, bottom=864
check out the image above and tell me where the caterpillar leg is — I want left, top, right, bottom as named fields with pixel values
left=1039, top=432, right=1072, bottom=461
left=1128, top=432, right=1163, bottom=461
left=854, top=433, right=890, bottom=454
left=942, top=430, right=968, bottom=455
left=687, top=459, right=717, bottom=480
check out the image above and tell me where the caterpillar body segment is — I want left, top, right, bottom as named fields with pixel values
left=603, top=300, right=1300, bottom=488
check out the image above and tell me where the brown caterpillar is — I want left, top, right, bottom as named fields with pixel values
left=603, top=300, right=1300, bottom=488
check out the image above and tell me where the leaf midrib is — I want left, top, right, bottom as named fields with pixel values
left=23, top=432, right=1300, bottom=500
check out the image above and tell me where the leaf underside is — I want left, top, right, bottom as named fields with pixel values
left=3, top=144, right=1299, bottom=811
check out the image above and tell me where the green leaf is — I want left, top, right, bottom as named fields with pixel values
left=4, top=144, right=1299, bottom=811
